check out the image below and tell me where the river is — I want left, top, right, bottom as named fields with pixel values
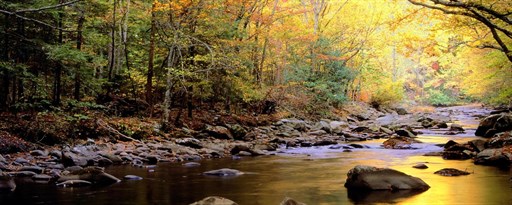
left=2, top=105, right=512, bottom=205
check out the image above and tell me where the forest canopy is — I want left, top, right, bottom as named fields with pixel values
left=1, top=0, right=511, bottom=119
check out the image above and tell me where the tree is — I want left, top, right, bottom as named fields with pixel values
left=407, top=0, right=512, bottom=63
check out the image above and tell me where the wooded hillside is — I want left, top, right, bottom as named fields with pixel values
left=1, top=0, right=511, bottom=120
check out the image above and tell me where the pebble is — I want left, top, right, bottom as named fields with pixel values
left=123, top=175, right=143, bottom=180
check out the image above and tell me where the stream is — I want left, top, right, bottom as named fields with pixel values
left=2, top=105, right=512, bottom=205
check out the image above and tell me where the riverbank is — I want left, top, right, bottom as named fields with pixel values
left=2, top=103, right=512, bottom=204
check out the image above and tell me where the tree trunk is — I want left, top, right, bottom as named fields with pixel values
left=107, top=0, right=117, bottom=94
left=187, top=86, right=193, bottom=119
left=146, top=2, right=156, bottom=111
left=74, top=10, right=84, bottom=101
left=53, top=1, right=64, bottom=106
left=1, top=14, right=10, bottom=109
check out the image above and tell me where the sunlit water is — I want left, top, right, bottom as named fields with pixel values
left=2, top=106, right=512, bottom=205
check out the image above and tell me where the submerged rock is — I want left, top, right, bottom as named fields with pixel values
left=344, top=165, right=430, bottom=191
left=280, top=197, right=306, bottom=205
left=0, top=172, right=16, bottom=191
left=434, top=168, right=470, bottom=176
left=123, top=175, right=143, bottom=180
left=57, top=166, right=121, bottom=185
left=189, top=196, right=238, bottom=205
left=56, top=180, right=92, bottom=187
left=382, top=136, right=421, bottom=149
left=412, top=163, right=429, bottom=169
left=203, top=168, right=244, bottom=176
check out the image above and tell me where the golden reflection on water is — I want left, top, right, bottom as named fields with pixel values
left=3, top=137, right=512, bottom=205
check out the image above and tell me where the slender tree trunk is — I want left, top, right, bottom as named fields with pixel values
left=0, top=74, right=8, bottom=110
left=146, top=2, right=156, bottom=111
left=258, top=0, right=279, bottom=86
left=74, top=10, right=84, bottom=101
left=53, top=1, right=64, bottom=106
left=1, top=14, right=10, bottom=109
left=107, top=0, right=117, bottom=94
left=187, top=86, right=193, bottom=118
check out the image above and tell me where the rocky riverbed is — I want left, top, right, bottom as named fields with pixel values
left=1, top=104, right=512, bottom=204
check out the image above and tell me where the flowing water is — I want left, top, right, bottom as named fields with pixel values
left=2, top=105, right=512, bottom=205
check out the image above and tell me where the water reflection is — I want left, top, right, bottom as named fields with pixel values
left=347, top=189, right=427, bottom=204
left=2, top=135, right=512, bottom=204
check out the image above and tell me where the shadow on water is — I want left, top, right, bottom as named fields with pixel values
left=347, top=189, right=428, bottom=204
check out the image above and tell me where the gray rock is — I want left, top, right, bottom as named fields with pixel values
left=183, top=162, right=201, bottom=167
left=329, top=145, right=343, bottom=149
left=450, top=123, right=465, bottom=132
left=99, top=153, right=124, bottom=164
left=0, top=172, right=16, bottom=191
left=145, top=155, right=159, bottom=165
left=475, top=113, right=512, bottom=137
left=176, top=138, right=203, bottom=149
left=9, top=171, right=37, bottom=177
left=203, top=168, right=244, bottom=176
left=96, top=157, right=114, bottom=166
left=330, top=121, right=349, bottom=133
left=189, top=196, right=238, bottom=205
left=314, top=121, right=331, bottom=133
left=469, top=139, right=486, bottom=152
left=49, top=150, right=62, bottom=159
left=413, top=163, right=428, bottom=169
left=253, top=144, right=277, bottom=151
left=227, top=124, right=248, bottom=140
left=14, top=157, right=30, bottom=165
left=395, top=129, right=416, bottom=138
left=344, top=165, right=430, bottom=191
left=237, top=151, right=252, bottom=156
left=58, top=167, right=121, bottom=185
left=30, top=150, right=47, bottom=157
left=434, top=168, right=470, bottom=176
left=280, top=197, right=306, bottom=205
left=487, top=131, right=512, bottom=148
left=20, top=166, right=44, bottom=174
left=32, top=174, right=52, bottom=181
left=123, top=175, right=143, bottom=180
left=56, top=180, right=92, bottom=187
left=205, top=125, right=233, bottom=140
left=307, top=130, right=327, bottom=136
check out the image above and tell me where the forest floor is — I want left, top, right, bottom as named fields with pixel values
left=0, top=101, right=398, bottom=154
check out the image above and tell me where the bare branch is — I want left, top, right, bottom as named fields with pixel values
left=0, top=10, right=75, bottom=32
left=15, top=0, right=82, bottom=13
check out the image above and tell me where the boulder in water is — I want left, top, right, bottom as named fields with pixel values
left=57, top=166, right=120, bottom=185
left=434, top=168, right=470, bottom=176
left=0, top=172, right=16, bottom=191
left=344, top=165, right=430, bottom=191
left=280, top=197, right=306, bottom=205
left=203, top=168, right=243, bottom=176
left=189, top=196, right=238, bottom=205
left=475, top=114, right=512, bottom=137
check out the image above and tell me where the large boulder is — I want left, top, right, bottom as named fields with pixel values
left=204, top=125, right=233, bottom=140
left=474, top=148, right=512, bottom=167
left=0, top=172, right=16, bottom=192
left=226, top=124, right=248, bottom=140
left=189, top=196, right=238, bottom=205
left=330, top=121, right=349, bottom=134
left=344, top=165, right=430, bottom=191
left=475, top=114, right=512, bottom=137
